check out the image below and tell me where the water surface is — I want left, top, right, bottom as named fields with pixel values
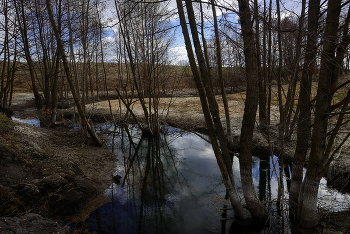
left=11, top=108, right=40, bottom=127
left=81, top=124, right=350, bottom=234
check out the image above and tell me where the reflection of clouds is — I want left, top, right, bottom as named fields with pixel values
left=100, top=125, right=350, bottom=234
left=300, top=168, right=350, bottom=211
left=101, top=129, right=231, bottom=233
left=170, top=133, right=212, bottom=158
left=232, top=156, right=286, bottom=199
left=232, top=157, right=242, bottom=189
left=174, top=184, right=192, bottom=197
left=0, top=27, right=4, bottom=45
left=318, top=178, right=350, bottom=211
left=170, top=133, right=226, bottom=195
left=110, top=127, right=350, bottom=212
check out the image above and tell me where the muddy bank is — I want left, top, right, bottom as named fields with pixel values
left=0, top=213, right=70, bottom=234
left=0, top=112, right=116, bottom=233
left=8, top=92, right=350, bottom=192
left=57, top=98, right=293, bottom=161
left=56, top=95, right=350, bottom=192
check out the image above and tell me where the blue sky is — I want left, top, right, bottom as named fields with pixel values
left=99, top=0, right=304, bottom=64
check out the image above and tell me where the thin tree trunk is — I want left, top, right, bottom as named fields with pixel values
left=299, top=0, right=342, bottom=227
left=237, top=0, right=268, bottom=223
left=211, top=0, right=233, bottom=148
left=115, top=2, right=150, bottom=132
left=0, top=0, right=7, bottom=107
left=176, top=0, right=248, bottom=221
left=46, top=0, right=102, bottom=146
left=260, top=0, right=267, bottom=131
left=283, top=0, right=306, bottom=141
left=275, top=0, right=285, bottom=210
left=67, top=3, right=80, bottom=101
left=266, top=0, right=272, bottom=126
left=255, top=0, right=267, bottom=133
left=51, top=0, right=62, bottom=123
left=35, top=0, right=51, bottom=113
left=289, top=0, right=320, bottom=213
left=51, top=52, right=60, bottom=123
left=16, top=0, right=42, bottom=109
left=8, top=33, right=17, bottom=108
left=184, top=0, right=236, bottom=187
left=96, top=0, right=113, bottom=118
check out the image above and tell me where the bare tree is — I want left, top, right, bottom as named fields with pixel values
left=210, top=0, right=234, bottom=148
left=114, top=0, right=174, bottom=135
left=298, top=0, right=349, bottom=227
left=237, top=0, right=268, bottom=223
left=289, top=0, right=319, bottom=214
left=15, top=0, right=42, bottom=109
left=45, top=0, right=102, bottom=146
left=176, top=0, right=249, bottom=221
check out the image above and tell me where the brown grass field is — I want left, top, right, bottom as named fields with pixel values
left=9, top=62, right=350, bottom=116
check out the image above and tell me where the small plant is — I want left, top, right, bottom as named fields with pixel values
left=0, top=113, right=10, bottom=129
left=7, top=135, right=18, bottom=141
left=4, top=144, right=11, bottom=152
left=0, top=122, right=9, bottom=129
left=333, top=92, right=346, bottom=100
left=0, top=113, right=10, bottom=122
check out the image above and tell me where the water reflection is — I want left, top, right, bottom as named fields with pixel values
left=83, top=125, right=350, bottom=234
left=88, top=125, right=233, bottom=233
left=11, top=116, right=40, bottom=127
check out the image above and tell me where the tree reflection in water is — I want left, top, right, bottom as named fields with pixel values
left=83, top=124, right=350, bottom=234
left=87, top=124, right=227, bottom=234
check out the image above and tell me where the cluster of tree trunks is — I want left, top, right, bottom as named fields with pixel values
left=176, top=0, right=350, bottom=229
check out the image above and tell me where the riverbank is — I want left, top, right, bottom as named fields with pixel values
left=0, top=112, right=116, bottom=233
left=71, top=92, right=350, bottom=193
left=59, top=93, right=294, bottom=159
left=8, top=91, right=350, bottom=192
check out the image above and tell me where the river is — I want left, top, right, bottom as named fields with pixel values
left=11, top=114, right=350, bottom=233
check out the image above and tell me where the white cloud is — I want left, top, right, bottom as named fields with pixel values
left=169, top=46, right=189, bottom=65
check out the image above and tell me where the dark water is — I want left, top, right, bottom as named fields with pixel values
left=8, top=113, right=350, bottom=233
left=80, top=124, right=350, bottom=234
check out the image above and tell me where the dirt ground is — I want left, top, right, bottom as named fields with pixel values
left=0, top=91, right=350, bottom=233
left=0, top=109, right=116, bottom=232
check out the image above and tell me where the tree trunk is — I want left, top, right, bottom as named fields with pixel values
left=35, top=0, right=51, bottom=113
left=176, top=0, right=248, bottom=221
left=266, top=0, right=272, bottom=126
left=299, top=0, right=342, bottom=227
left=289, top=0, right=320, bottom=213
left=115, top=3, right=150, bottom=133
left=96, top=1, right=113, bottom=118
left=260, top=0, right=267, bottom=132
left=211, top=0, right=234, bottom=148
left=67, top=3, right=80, bottom=101
left=237, top=0, right=268, bottom=223
left=16, top=0, right=42, bottom=109
left=46, top=0, right=102, bottom=146
left=275, top=0, right=285, bottom=210
left=51, top=0, right=62, bottom=123
left=284, top=0, right=306, bottom=142
left=0, top=0, right=8, bottom=107
left=255, top=0, right=267, bottom=133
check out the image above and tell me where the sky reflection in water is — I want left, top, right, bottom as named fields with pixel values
left=84, top=125, right=349, bottom=234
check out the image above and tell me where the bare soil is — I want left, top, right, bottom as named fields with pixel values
left=0, top=111, right=116, bottom=232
